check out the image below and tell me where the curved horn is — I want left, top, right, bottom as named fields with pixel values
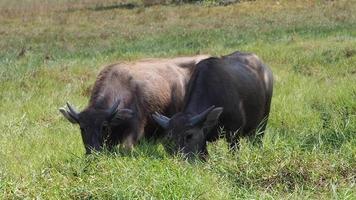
left=189, top=105, right=215, bottom=126
left=59, top=107, right=78, bottom=124
left=107, top=99, right=121, bottom=118
left=66, top=102, right=79, bottom=121
left=152, top=112, right=170, bottom=129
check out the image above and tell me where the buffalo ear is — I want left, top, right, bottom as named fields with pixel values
left=202, top=107, right=223, bottom=132
left=109, top=109, right=134, bottom=126
left=190, top=106, right=215, bottom=126
left=59, top=108, right=78, bottom=124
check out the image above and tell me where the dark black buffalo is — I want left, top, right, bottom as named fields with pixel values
left=153, top=51, right=273, bottom=159
left=59, top=55, right=209, bottom=154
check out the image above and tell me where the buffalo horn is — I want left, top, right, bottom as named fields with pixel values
left=66, top=102, right=79, bottom=121
left=152, top=112, right=170, bottom=129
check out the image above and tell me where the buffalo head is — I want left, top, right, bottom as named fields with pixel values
left=152, top=106, right=223, bottom=158
left=59, top=99, right=134, bottom=154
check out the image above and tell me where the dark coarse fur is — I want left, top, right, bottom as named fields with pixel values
left=153, top=51, right=273, bottom=159
left=187, top=51, right=272, bottom=139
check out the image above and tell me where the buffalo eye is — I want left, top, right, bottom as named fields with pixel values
left=166, top=130, right=173, bottom=138
left=185, top=133, right=193, bottom=140
left=102, top=121, right=109, bottom=127
left=203, top=127, right=208, bottom=134
left=101, top=123, right=110, bottom=135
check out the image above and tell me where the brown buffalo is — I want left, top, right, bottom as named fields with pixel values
left=59, top=55, right=209, bottom=154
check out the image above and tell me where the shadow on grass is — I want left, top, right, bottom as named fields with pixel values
left=65, top=2, right=139, bottom=13
left=65, top=0, right=241, bottom=13
left=88, top=3, right=138, bottom=11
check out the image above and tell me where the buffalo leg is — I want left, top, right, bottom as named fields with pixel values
left=199, top=143, right=209, bottom=161
left=103, top=130, right=119, bottom=152
left=253, top=90, right=272, bottom=147
left=122, top=118, right=146, bottom=150
left=248, top=129, right=263, bottom=147
left=251, top=109, right=271, bottom=147
left=226, top=130, right=241, bottom=152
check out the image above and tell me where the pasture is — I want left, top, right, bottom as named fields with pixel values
left=0, top=0, right=355, bottom=199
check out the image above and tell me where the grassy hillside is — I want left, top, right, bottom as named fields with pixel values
left=0, top=0, right=355, bottom=199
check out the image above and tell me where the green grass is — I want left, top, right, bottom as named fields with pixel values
left=0, top=0, right=355, bottom=199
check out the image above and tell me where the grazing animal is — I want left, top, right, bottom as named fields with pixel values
left=152, top=51, right=273, bottom=159
left=59, top=55, right=209, bottom=154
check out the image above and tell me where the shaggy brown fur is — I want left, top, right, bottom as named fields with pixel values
left=60, top=55, right=210, bottom=153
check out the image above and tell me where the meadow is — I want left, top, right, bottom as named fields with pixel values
left=0, top=0, right=355, bottom=199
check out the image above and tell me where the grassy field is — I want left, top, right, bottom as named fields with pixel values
left=0, top=0, right=355, bottom=199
